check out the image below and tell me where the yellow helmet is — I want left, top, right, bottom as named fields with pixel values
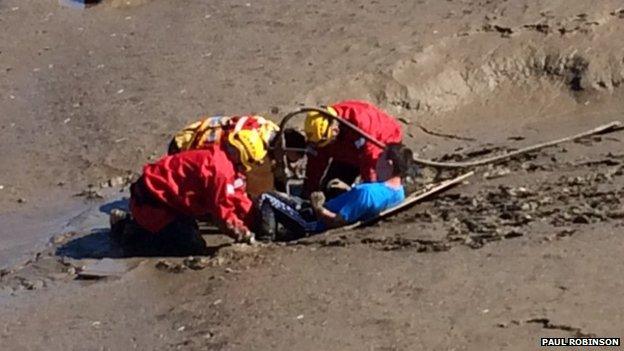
left=304, top=106, right=338, bottom=147
left=258, top=120, right=280, bottom=146
left=228, top=129, right=268, bottom=172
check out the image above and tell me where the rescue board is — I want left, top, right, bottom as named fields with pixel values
left=324, top=171, right=474, bottom=234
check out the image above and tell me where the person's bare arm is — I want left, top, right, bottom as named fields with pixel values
left=310, top=192, right=346, bottom=229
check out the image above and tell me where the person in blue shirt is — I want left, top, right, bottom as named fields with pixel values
left=255, top=143, right=414, bottom=241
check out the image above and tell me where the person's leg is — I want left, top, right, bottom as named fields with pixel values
left=109, top=209, right=148, bottom=243
left=255, top=193, right=318, bottom=241
left=109, top=208, right=160, bottom=256
left=256, top=197, right=277, bottom=242
left=112, top=194, right=181, bottom=255
left=155, top=217, right=205, bottom=256
left=109, top=208, right=130, bottom=244
left=120, top=220, right=154, bottom=249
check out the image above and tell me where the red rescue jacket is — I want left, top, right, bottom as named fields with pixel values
left=134, top=145, right=254, bottom=233
left=304, top=100, right=403, bottom=193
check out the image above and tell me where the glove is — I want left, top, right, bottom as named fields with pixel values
left=240, top=231, right=256, bottom=244
left=310, top=191, right=326, bottom=212
left=226, top=223, right=255, bottom=244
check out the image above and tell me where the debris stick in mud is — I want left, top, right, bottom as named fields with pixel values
left=410, top=121, right=623, bottom=168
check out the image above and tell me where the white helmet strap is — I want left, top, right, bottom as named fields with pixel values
left=233, top=116, right=249, bottom=132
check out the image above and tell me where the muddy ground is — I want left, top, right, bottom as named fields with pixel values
left=1, top=0, right=624, bottom=350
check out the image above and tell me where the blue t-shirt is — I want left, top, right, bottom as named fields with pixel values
left=324, top=182, right=405, bottom=224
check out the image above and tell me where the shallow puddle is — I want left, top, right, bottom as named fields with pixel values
left=0, top=188, right=129, bottom=269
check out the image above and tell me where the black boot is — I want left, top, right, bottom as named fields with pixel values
left=109, top=209, right=129, bottom=244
